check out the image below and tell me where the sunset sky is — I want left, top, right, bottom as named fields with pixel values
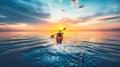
left=0, top=0, right=120, bottom=31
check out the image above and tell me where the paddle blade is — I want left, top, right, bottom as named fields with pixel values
left=50, top=35, right=55, bottom=38
left=63, top=27, right=66, bottom=31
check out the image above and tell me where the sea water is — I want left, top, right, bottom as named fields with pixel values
left=0, top=31, right=120, bottom=67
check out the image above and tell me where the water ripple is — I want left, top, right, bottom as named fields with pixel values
left=0, top=32, right=120, bottom=67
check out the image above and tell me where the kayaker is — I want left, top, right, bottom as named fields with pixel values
left=56, top=30, right=63, bottom=45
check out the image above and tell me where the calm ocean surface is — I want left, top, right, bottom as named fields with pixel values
left=0, top=31, right=120, bottom=67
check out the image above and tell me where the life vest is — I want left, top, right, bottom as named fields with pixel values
left=57, top=33, right=63, bottom=37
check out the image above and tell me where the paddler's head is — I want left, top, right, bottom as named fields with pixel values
left=58, top=30, right=62, bottom=33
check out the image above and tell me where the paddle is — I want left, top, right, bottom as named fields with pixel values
left=50, top=27, right=66, bottom=39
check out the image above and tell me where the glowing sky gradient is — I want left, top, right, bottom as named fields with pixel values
left=0, top=0, right=120, bottom=31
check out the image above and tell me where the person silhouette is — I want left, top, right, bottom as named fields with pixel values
left=56, top=30, right=63, bottom=45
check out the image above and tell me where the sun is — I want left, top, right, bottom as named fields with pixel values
left=51, top=24, right=66, bottom=31
left=59, top=27, right=63, bottom=30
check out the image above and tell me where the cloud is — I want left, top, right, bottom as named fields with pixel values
left=71, top=0, right=79, bottom=6
left=77, top=5, right=85, bottom=11
left=0, top=0, right=50, bottom=24
left=59, top=18, right=86, bottom=26
left=73, top=3, right=120, bottom=26
left=98, top=16, right=120, bottom=21
left=61, top=9, right=66, bottom=14
left=60, top=14, right=120, bottom=27
left=0, top=22, right=8, bottom=25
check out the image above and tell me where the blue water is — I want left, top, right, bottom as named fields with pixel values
left=0, top=32, right=120, bottom=67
